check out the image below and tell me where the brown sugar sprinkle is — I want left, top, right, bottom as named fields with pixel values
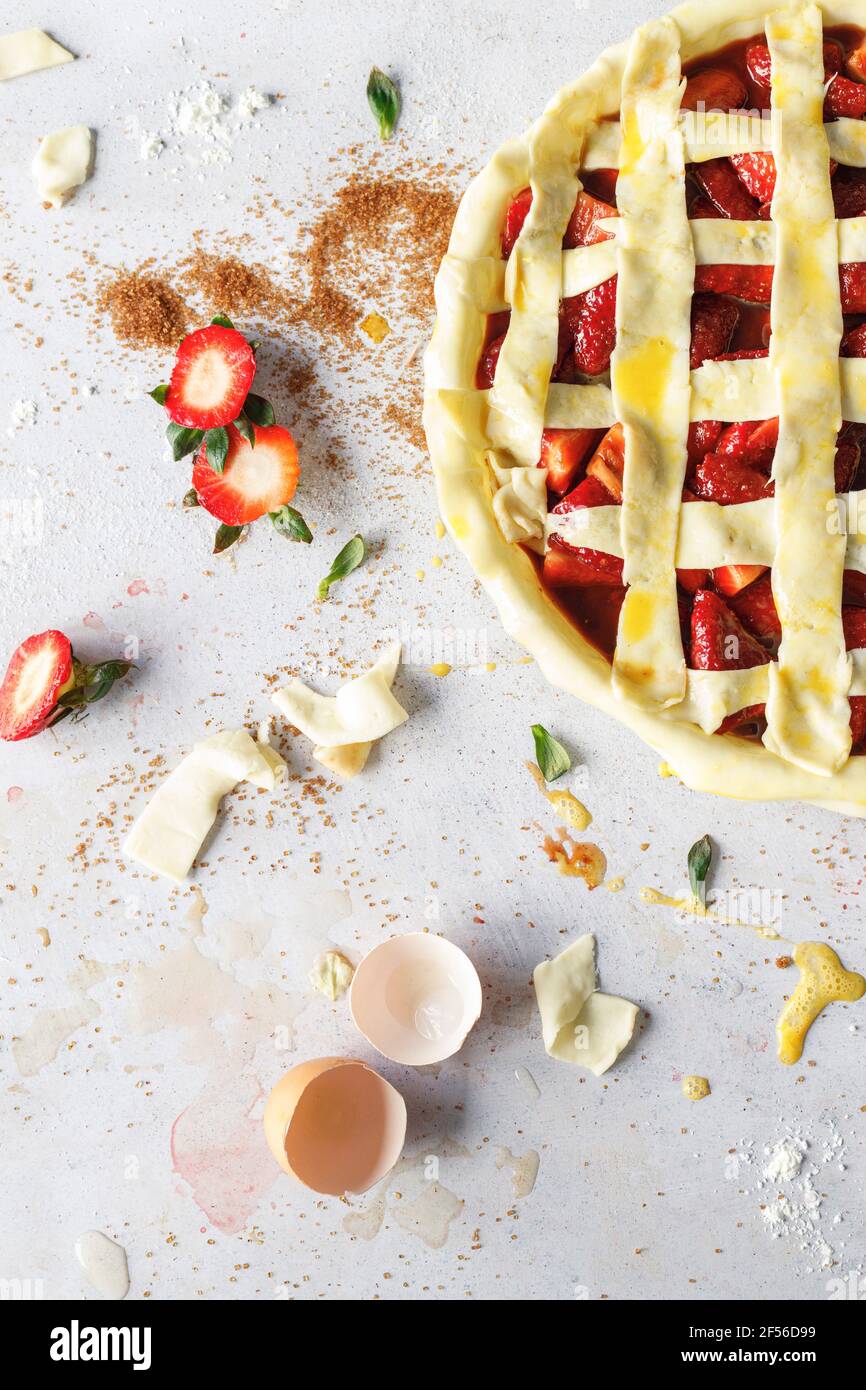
left=97, top=267, right=189, bottom=349
left=775, top=955, right=793, bottom=968
left=180, top=250, right=275, bottom=318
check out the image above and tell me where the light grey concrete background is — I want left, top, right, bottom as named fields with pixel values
left=2, top=0, right=866, bottom=1302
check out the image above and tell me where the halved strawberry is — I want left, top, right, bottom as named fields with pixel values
left=562, top=276, right=617, bottom=377
left=687, top=420, right=723, bottom=471
left=729, top=152, right=776, bottom=205
left=681, top=68, right=747, bottom=112
left=585, top=423, right=625, bottom=500
left=745, top=38, right=841, bottom=93
left=690, top=589, right=771, bottom=671
left=677, top=567, right=711, bottom=593
left=694, top=264, right=773, bottom=303
left=0, top=631, right=72, bottom=741
left=543, top=544, right=624, bottom=588
left=502, top=187, right=533, bottom=258
left=712, top=564, right=768, bottom=597
left=727, top=572, right=781, bottom=650
left=688, top=192, right=723, bottom=218
left=539, top=428, right=600, bottom=496
left=192, top=423, right=300, bottom=525
left=692, top=452, right=774, bottom=504
left=841, top=263, right=866, bottom=314
left=692, top=158, right=759, bottom=220
left=826, top=74, right=866, bottom=119
left=717, top=703, right=767, bottom=737
left=690, top=294, right=739, bottom=368
left=166, top=325, right=256, bottom=430
left=563, top=191, right=617, bottom=249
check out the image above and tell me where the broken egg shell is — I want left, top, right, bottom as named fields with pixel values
left=263, top=1057, right=406, bottom=1197
left=350, top=932, right=482, bottom=1066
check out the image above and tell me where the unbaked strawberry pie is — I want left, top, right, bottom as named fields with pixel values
left=425, top=0, right=866, bottom=813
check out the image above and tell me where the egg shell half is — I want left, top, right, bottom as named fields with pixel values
left=350, top=932, right=483, bottom=1065
left=263, top=1057, right=406, bottom=1196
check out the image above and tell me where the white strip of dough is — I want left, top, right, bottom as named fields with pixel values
left=584, top=112, right=866, bottom=171
left=610, top=17, right=692, bottom=709
left=0, top=29, right=74, bottom=80
left=123, top=730, right=285, bottom=884
left=489, top=457, right=547, bottom=546
left=762, top=4, right=850, bottom=776
left=533, top=934, right=638, bottom=1076
left=272, top=641, right=407, bottom=778
left=33, top=126, right=92, bottom=207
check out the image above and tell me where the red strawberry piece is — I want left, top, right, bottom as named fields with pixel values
left=585, top=423, right=625, bottom=501
left=841, top=263, right=866, bottom=314
left=715, top=420, right=775, bottom=473
left=745, top=39, right=841, bottom=91
left=842, top=323, right=866, bottom=357
left=476, top=313, right=510, bottom=389
left=681, top=67, right=747, bottom=112
left=192, top=423, right=300, bottom=525
left=677, top=567, right=711, bottom=593
left=688, top=193, right=723, bottom=218
left=747, top=417, right=779, bottom=452
left=690, top=293, right=739, bottom=368
left=727, top=572, right=781, bottom=651
left=166, top=325, right=256, bottom=430
left=716, top=703, right=767, bottom=737
left=562, top=275, right=617, bottom=377
left=825, top=74, right=866, bottom=119
left=690, top=589, right=771, bottom=670
left=563, top=191, right=618, bottom=249
left=758, top=201, right=773, bottom=220
left=832, top=168, right=866, bottom=219
left=581, top=169, right=618, bottom=205
left=543, top=544, right=624, bottom=589
left=538, top=428, right=601, bottom=496
left=552, top=474, right=618, bottom=514
left=694, top=264, right=773, bottom=303
left=847, top=38, right=866, bottom=83
left=0, top=630, right=73, bottom=741
left=712, top=563, right=768, bottom=598
left=693, top=158, right=759, bottom=220
left=843, top=606, right=866, bottom=651
left=729, top=152, right=776, bottom=204
left=692, top=452, right=774, bottom=504
left=844, top=568, right=866, bottom=605
left=687, top=420, right=723, bottom=471
left=835, top=440, right=861, bottom=493
left=502, top=187, right=532, bottom=258
left=850, top=696, right=866, bottom=751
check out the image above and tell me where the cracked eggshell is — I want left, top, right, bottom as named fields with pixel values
left=263, top=1057, right=406, bottom=1197
left=350, top=932, right=483, bottom=1065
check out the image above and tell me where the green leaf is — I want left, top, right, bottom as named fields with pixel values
left=317, top=534, right=365, bottom=599
left=246, top=338, right=261, bottom=355
left=367, top=67, right=400, bottom=141
left=211, top=313, right=234, bottom=329
left=688, top=834, right=713, bottom=908
left=204, top=425, right=229, bottom=474
left=242, top=393, right=275, bottom=427
left=56, top=660, right=135, bottom=717
left=166, top=422, right=204, bottom=461
left=214, top=523, right=244, bottom=554
left=270, top=505, right=313, bottom=543
left=233, top=414, right=256, bottom=448
left=182, top=488, right=200, bottom=509
left=530, top=724, right=571, bottom=782
left=149, top=383, right=169, bottom=406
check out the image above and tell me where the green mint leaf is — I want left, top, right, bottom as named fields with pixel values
left=367, top=67, right=400, bottom=141
left=211, top=314, right=234, bottom=329
left=270, top=505, right=313, bottom=543
left=149, top=384, right=169, bottom=406
left=317, top=534, right=365, bottom=599
left=205, top=425, right=229, bottom=475
left=214, top=523, right=244, bottom=554
left=688, top=834, right=713, bottom=907
left=233, top=414, right=256, bottom=449
left=530, top=724, right=571, bottom=782
left=182, top=488, right=200, bottom=510
left=166, top=422, right=204, bottom=461
left=242, top=393, right=275, bottom=427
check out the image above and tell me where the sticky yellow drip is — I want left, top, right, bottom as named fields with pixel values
left=639, top=887, right=782, bottom=941
left=526, top=761, right=591, bottom=831
left=776, top=941, right=865, bottom=1065
left=541, top=834, right=606, bottom=888
left=429, top=662, right=451, bottom=677
left=681, top=1075, right=710, bottom=1101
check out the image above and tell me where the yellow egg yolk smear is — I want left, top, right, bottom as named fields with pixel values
left=776, top=941, right=866, bottom=1065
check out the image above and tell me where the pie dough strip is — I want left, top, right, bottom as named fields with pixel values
left=609, top=17, right=692, bottom=708
left=584, top=112, right=866, bottom=170
left=762, top=4, right=851, bottom=776
left=0, top=29, right=74, bottom=80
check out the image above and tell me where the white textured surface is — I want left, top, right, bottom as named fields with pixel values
left=3, top=0, right=866, bottom=1302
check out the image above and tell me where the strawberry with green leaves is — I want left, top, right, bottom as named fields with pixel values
left=0, top=631, right=133, bottom=742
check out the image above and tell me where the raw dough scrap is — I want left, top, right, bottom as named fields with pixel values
left=123, top=730, right=285, bottom=883
left=0, top=29, right=74, bottom=81
left=33, top=126, right=92, bottom=207
left=273, top=641, right=407, bottom=778
left=533, top=934, right=638, bottom=1076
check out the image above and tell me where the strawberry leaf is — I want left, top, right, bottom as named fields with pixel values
left=149, top=384, right=169, bottom=406
left=233, top=414, right=256, bottom=449
left=367, top=67, right=400, bottom=141
left=270, top=505, right=313, bottom=543
left=214, top=523, right=244, bottom=554
left=56, top=660, right=135, bottom=716
left=688, top=834, right=713, bottom=908
left=243, top=393, right=275, bottom=427
left=211, top=313, right=234, bottom=329
left=318, top=534, right=365, bottom=599
left=183, top=488, right=200, bottom=509
left=166, top=422, right=204, bottom=461
left=205, top=426, right=229, bottom=474
left=530, top=725, right=570, bottom=782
